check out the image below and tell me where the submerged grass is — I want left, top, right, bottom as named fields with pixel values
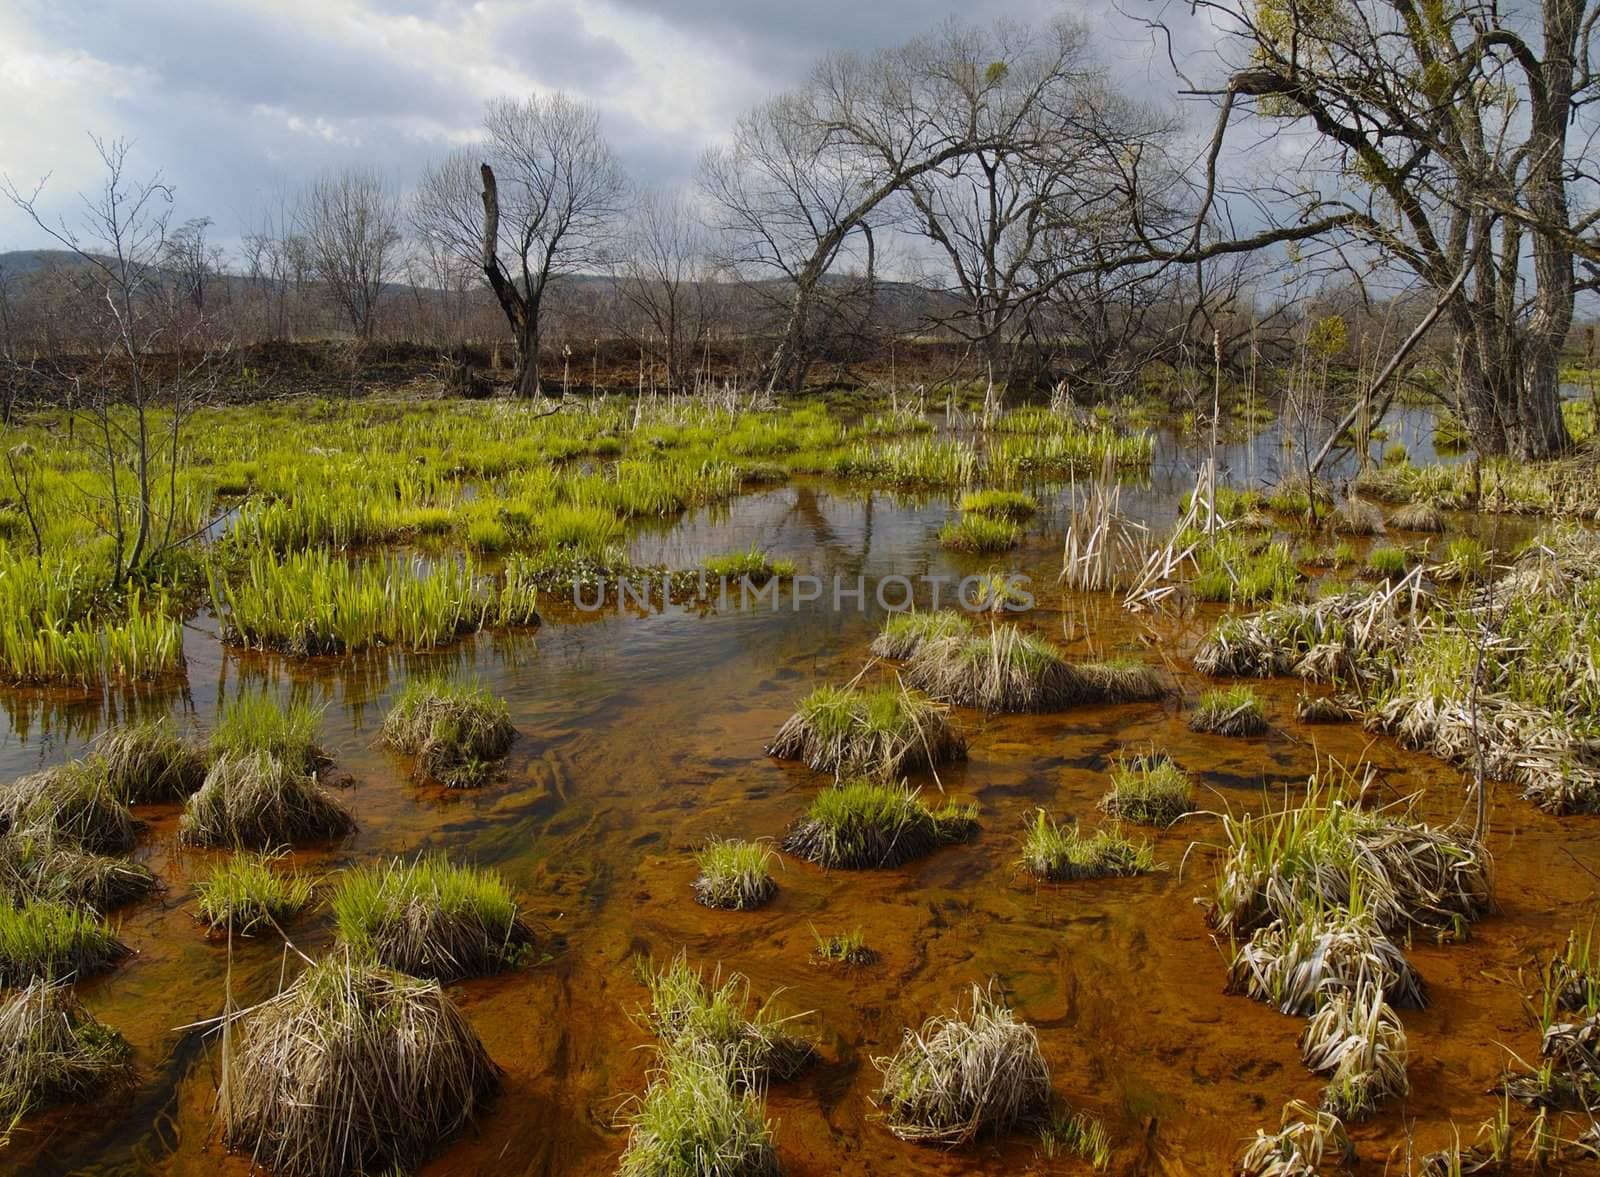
left=766, top=683, right=966, bottom=778
left=875, top=984, right=1052, bottom=1145
left=782, top=780, right=976, bottom=869
left=219, top=952, right=500, bottom=1177
left=179, top=753, right=354, bottom=849
left=330, top=855, right=533, bottom=981
left=1019, top=812, right=1155, bottom=881
left=1100, top=752, right=1192, bottom=826
left=382, top=676, right=515, bottom=788
left=194, top=850, right=314, bottom=937
left=693, top=840, right=777, bottom=911
left=0, top=978, right=133, bottom=1130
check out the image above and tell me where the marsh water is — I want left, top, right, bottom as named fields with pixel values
left=4, top=415, right=1597, bottom=1176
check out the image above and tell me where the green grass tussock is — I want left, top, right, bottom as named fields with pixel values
left=211, top=692, right=326, bottom=773
left=1019, top=812, right=1155, bottom=881
left=179, top=753, right=354, bottom=849
left=783, top=780, right=976, bottom=869
left=219, top=953, right=499, bottom=1177
left=869, top=610, right=973, bottom=660
left=959, top=489, right=1037, bottom=521
left=938, top=515, right=1021, bottom=554
left=702, top=548, right=797, bottom=582
left=766, top=683, right=966, bottom=778
left=331, top=855, right=532, bottom=981
left=1189, top=686, right=1267, bottom=736
left=906, top=625, right=1086, bottom=713
left=1100, top=752, right=1192, bottom=826
left=0, top=900, right=128, bottom=986
left=640, top=954, right=814, bottom=1082
left=194, top=850, right=314, bottom=937
left=693, top=840, right=777, bottom=911
left=618, top=1050, right=780, bottom=1177
left=382, top=676, right=515, bottom=788
left=809, top=926, right=876, bottom=966
left=875, top=984, right=1052, bottom=1145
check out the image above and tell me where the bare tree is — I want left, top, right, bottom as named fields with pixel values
left=162, top=216, right=220, bottom=312
left=2, top=136, right=219, bottom=584
left=1154, top=0, right=1600, bottom=459
left=610, top=187, right=716, bottom=392
left=299, top=166, right=401, bottom=342
left=416, top=93, right=626, bottom=396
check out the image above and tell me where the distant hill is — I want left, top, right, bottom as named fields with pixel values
left=0, top=249, right=98, bottom=275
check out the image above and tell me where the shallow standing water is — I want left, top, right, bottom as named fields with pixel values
left=3, top=430, right=1597, bottom=1176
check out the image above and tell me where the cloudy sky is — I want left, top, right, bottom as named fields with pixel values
left=0, top=0, right=1226, bottom=249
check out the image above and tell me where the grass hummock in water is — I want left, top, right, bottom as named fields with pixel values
left=1226, top=906, right=1427, bottom=1015
left=809, top=926, right=876, bottom=967
left=194, top=850, right=314, bottom=937
left=211, top=691, right=326, bottom=773
left=906, top=625, right=1087, bottom=714
left=767, top=683, right=966, bottom=778
left=1074, top=659, right=1167, bottom=703
left=218, top=952, right=500, bottom=1177
left=0, top=830, right=157, bottom=911
left=870, top=610, right=973, bottom=660
left=179, top=753, right=354, bottom=849
left=1390, top=499, right=1445, bottom=533
left=93, top=719, right=207, bottom=804
left=382, top=676, right=515, bottom=788
left=1210, top=768, right=1494, bottom=939
left=1189, top=686, right=1267, bottom=736
left=702, top=547, right=797, bottom=582
left=1019, top=812, right=1154, bottom=881
left=875, top=984, right=1052, bottom=1145
left=1364, top=544, right=1410, bottom=580
left=0, top=900, right=128, bottom=986
left=1, top=761, right=137, bottom=856
left=1300, top=982, right=1409, bottom=1121
left=618, top=1049, right=780, bottom=1177
left=938, top=515, right=1021, bottom=554
left=693, top=840, right=777, bottom=911
left=640, top=954, right=815, bottom=1082
left=782, top=780, right=976, bottom=869
left=331, top=855, right=533, bottom=981
left=0, top=978, right=133, bottom=1128
left=959, top=489, right=1037, bottom=521
left=1237, top=1101, right=1354, bottom=1176
left=1100, top=753, right=1192, bottom=827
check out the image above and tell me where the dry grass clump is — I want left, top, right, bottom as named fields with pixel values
left=330, top=856, right=533, bottom=981
left=1192, top=589, right=1404, bottom=680
left=1299, top=983, right=1409, bottom=1120
left=1019, top=812, right=1155, bottom=881
left=1236, top=1100, right=1353, bottom=1176
left=1226, top=907, right=1426, bottom=1016
left=618, top=1049, right=780, bottom=1177
left=1390, top=499, right=1445, bottom=532
left=1075, top=659, right=1167, bottom=703
left=1211, top=773, right=1493, bottom=939
left=870, top=610, right=973, bottom=660
left=906, top=625, right=1087, bottom=713
left=0, top=830, right=157, bottom=911
left=1329, top=500, right=1385, bottom=536
left=179, top=753, right=354, bottom=849
left=1189, top=686, right=1267, bottom=736
left=93, top=718, right=207, bottom=803
left=1, top=761, right=136, bottom=855
left=640, top=954, right=814, bottom=1082
left=766, top=683, right=966, bottom=778
left=874, top=984, right=1052, bottom=1145
left=1100, top=753, right=1192, bottom=826
left=218, top=953, right=499, bottom=1177
left=782, top=780, right=976, bottom=869
left=693, top=840, right=777, bottom=911
left=381, top=676, right=515, bottom=788
left=1295, top=694, right=1356, bottom=724
left=195, top=850, right=314, bottom=937
left=0, top=899, right=128, bottom=986
left=0, top=978, right=133, bottom=1126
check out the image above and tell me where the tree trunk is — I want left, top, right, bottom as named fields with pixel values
left=1456, top=314, right=1570, bottom=461
left=515, top=322, right=542, bottom=398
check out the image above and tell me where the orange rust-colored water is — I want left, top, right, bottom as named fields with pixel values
left=2, top=463, right=1597, bottom=1176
